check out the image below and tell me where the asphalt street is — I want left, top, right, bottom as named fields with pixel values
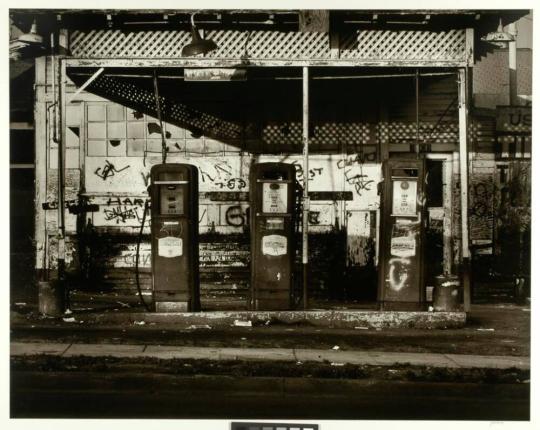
left=11, top=370, right=530, bottom=420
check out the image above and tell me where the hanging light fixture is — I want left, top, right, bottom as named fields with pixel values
left=10, top=18, right=45, bottom=60
left=481, top=18, right=515, bottom=48
left=181, top=14, right=218, bottom=57
left=18, top=19, right=44, bottom=45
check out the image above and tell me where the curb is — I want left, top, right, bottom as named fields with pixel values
left=12, top=309, right=467, bottom=329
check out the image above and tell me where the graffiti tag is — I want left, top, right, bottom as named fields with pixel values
left=225, top=205, right=247, bottom=227
left=344, top=171, right=374, bottom=195
left=388, top=257, right=411, bottom=291
left=94, top=160, right=130, bottom=180
left=337, top=153, right=376, bottom=169
left=308, top=211, right=321, bottom=225
left=103, top=206, right=144, bottom=224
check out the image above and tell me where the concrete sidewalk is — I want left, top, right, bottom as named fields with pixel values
left=10, top=341, right=530, bottom=370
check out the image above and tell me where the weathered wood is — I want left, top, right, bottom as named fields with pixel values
left=465, top=28, right=474, bottom=67
left=69, top=27, right=467, bottom=63
left=302, top=66, right=309, bottom=308
left=200, top=192, right=249, bottom=201
left=330, top=31, right=340, bottom=59
left=309, top=191, right=353, bottom=201
left=442, top=157, right=453, bottom=275
left=34, top=57, right=48, bottom=273
left=458, top=68, right=471, bottom=312
left=65, top=58, right=468, bottom=68
left=299, top=10, right=330, bottom=32
left=10, top=121, right=34, bottom=130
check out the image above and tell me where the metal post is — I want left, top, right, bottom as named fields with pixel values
left=458, top=68, right=471, bottom=312
left=302, top=66, right=310, bottom=310
left=58, top=57, right=66, bottom=293
left=508, top=22, right=518, bottom=105
left=415, top=68, right=420, bottom=157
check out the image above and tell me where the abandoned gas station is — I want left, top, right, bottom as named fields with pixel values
left=10, top=10, right=531, bottom=318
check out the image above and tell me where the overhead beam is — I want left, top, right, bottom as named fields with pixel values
left=65, top=58, right=469, bottom=68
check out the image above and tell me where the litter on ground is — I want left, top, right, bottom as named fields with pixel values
left=233, top=320, right=252, bottom=327
left=187, top=324, right=212, bottom=330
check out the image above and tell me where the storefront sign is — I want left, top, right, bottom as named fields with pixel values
left=496, top=106, right=532, bottom=134
left=184, top=68, right=247, bottom=81
left=262, top=182, right=288, bottom=213
left=392, top=180, right=417, bottom=216
left=262, top=234, right=287, bottom=256
left=158, top=236, right=183, bottom=258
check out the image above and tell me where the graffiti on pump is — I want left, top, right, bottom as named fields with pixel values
left=94, top=160, right=130, bottom=180
left=388, top=257, right=411, bottom=291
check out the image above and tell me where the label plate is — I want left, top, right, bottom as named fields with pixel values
left=262, top=234, right=287, bottom=256
left=158, top=236, right=183, bottom=258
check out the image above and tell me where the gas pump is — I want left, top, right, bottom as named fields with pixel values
left=378, top=159, right=427, bottom=310
left=147, top=163, right=200, bottom=312
left=250, top=163, right=296, bottom=310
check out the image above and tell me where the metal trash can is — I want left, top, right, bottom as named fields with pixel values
left=432, top=275, right=461, bottom=312
left=38, top=280, right=65, bottom=316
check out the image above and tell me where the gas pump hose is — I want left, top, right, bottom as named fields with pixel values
left=135, top=199, right=152, bottom=311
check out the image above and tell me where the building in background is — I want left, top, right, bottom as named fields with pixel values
left=9, top=9, right=532, bottom=310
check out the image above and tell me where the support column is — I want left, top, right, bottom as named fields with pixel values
left=57, top=57, right=66, bottom=283
left=34, top=56, right=47, bottom=279
left=508, top=22, right=518, bottom=105
left=458, top=68, right=471, bottom=312
left=302, top=66, right=310, bottom=309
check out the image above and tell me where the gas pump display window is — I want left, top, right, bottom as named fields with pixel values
left=264, top=217, right=285, bottom=230
left=262, top=182, right=288, bottom=213
left=391, top=180, right=417, bottom=217
left=159, top=185, right=184, bottom=215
